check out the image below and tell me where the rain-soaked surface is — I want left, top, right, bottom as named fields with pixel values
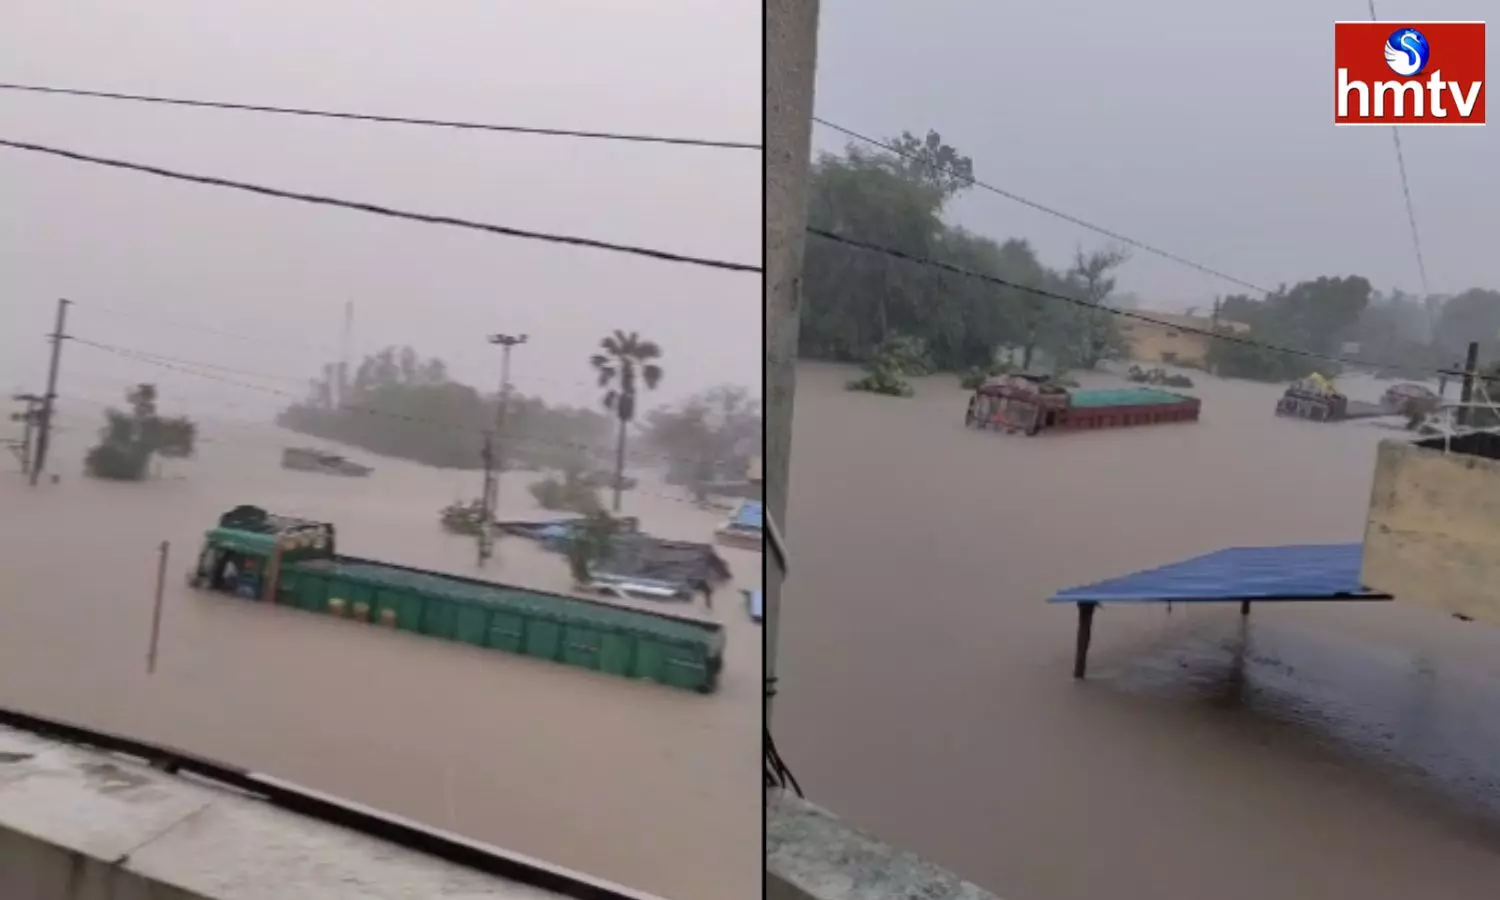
left=0, top=417, right=761, bottom=900
left=778, top=362, right=1500, bottom=900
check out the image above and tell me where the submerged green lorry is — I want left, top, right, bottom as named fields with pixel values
left=188, top=506, right=724, bottom=693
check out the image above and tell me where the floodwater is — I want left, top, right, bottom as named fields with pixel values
left=0, top=416, right=761, bottom=900
left=779, top=363, right=1500, bottom=900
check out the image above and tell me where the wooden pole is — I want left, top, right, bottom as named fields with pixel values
left=147, top=541, right=168, bottom=675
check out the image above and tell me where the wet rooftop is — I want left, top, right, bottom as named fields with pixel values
left=0, top=721, right=660, bottom=900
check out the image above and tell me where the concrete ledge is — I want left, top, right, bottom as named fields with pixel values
left=0, top=723, right=655, bottom=900
left=767, top=791, right=1000, bottom=900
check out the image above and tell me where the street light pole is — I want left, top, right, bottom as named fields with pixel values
left=484, top=333, right=528, bottom=559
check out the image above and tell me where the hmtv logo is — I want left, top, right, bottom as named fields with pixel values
left=1335, top=21, right=1486, bottom=125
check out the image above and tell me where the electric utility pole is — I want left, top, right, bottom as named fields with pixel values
left=8, top=393, right=43, bottom=473
left=30, top=298, right=70, bottom=487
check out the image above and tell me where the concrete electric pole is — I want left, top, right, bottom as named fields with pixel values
left=30, top=298, right=70, bottom=487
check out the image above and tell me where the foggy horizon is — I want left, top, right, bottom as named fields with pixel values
left=812, top=0, right=1499, bottom=311
left=1, top=1, right=763, bottom=426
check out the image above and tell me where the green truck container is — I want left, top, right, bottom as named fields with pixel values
left=187, top=506, right=725, bottom=693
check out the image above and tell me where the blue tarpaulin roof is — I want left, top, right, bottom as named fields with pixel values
left=732, top=501, right=763, bottom=531
left=1049, top=543, right=1392, bottom=605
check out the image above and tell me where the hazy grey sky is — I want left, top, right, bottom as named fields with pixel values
left=813, top=0, right=1498, bottom=310
left=1, top=1, right=762, bottom=422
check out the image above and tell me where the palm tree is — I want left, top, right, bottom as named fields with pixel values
left=589, top=330, right=663, bottom=511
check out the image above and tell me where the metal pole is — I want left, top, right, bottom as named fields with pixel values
left=496, top=341, right=513, bottom=514
left=477, top=433, right=495, bottom=566
left=147, top=540, right=169, bottom=675
left=1457, top=341, right=1480, bottom=428
left=486, top=334, right=527, bottom=513
left=30, top=298, right=70, bottom=486
left=764, top=0, right=821, bottom=722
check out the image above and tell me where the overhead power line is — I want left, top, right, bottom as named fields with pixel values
left=808, top=226, right=1475, bottom=379
left=79, top=305, right=599, bottom=391
left=0, top=82, right=761, bottom=151
left=1366, top=1, right=1432, bottom=298
left=813, top=117, right=1274, bottom=295
left=0, top=137, right=761, bottom=275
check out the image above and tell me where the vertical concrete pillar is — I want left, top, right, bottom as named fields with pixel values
left=764, top=0, right=821, bottom=720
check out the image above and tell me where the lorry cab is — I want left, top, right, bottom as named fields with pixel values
left=188, top=505, right=335, bottom=601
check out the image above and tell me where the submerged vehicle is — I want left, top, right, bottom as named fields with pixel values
left=1380, top=382, right=1438, bottom=413
left=744, top=588, right=763, bottom=624
left=439, top=499, right=495, bottom=536
left=965, top=374, right=1200, bottom=436
left=1275, top=374, right=1388, bottom=422
left=583, top=573, right=694, bottom=603
left=282, top=446, right=372, bottom=477
left=1125, top=365, right=1195, bottom=388
left=714, top=500, right=763, bottom=551
left=188, top=505, right=724, bottom=693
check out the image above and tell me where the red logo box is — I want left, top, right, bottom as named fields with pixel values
left=1334, top=21, right=1485, bottom=125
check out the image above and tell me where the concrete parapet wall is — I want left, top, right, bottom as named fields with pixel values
left=767, top=791, right=1001, bottom=900
left=0, top=722, right=615, bottom=900
left=1362, top=437, right=1500, bottom=625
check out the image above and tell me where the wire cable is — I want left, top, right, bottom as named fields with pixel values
left=0, top=137, right=761, bottom=275
left=78, top=303, right=601, bottom=392
left=764, top=677, right=804, bottom=797
left=812, top=118, right=1274, bottom=295
left=1366, top=1, right=1432, bottom=298
left=83, top=304, right=340, bottom=356
left=0, top=82, right=761, bottom=151
left=807, top=226, right=1478, bottom=379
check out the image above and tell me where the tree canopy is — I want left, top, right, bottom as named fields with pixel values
left=800, top=132, right=1128, bottom=374
left=84, top=384, right=198, bottom=481
left=797, top=124, right=1500, bottom=388
left=278, top=345, right=612, bottom=470
left=642, top=385, right=761, bottom=491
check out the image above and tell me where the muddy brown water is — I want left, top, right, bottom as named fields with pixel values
left=0, top=419, right=760, bottom=900
left=779, top=363, right=1500, bottom=900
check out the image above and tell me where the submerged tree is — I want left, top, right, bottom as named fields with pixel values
left=589, top=330, right=664, bottom=512
left=84, top=384, right=198, bottom=481
left=643, top=385, right=762, bottom=499
left=564, top=508, right=620, bottom=586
